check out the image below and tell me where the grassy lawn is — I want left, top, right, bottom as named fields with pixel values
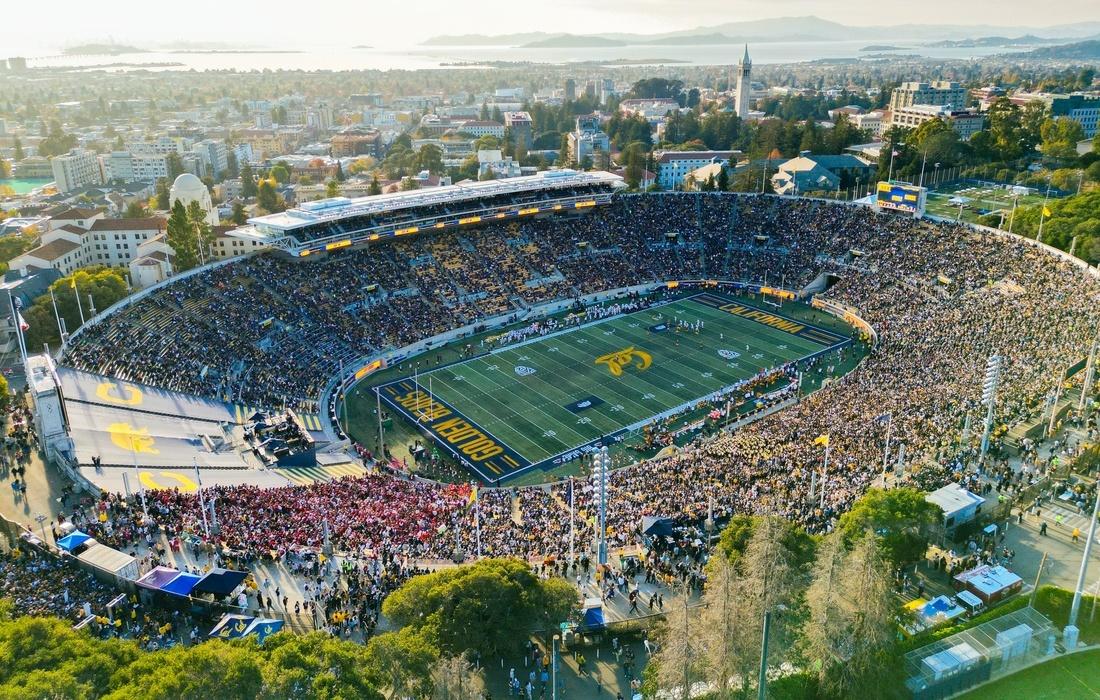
left=925, top=181, right=1053, bottom=225
left=959, top=648, right=1100, bottom=699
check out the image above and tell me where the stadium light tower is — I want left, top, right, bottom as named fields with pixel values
left=978, top=354, right=1001, bottom=468
left=592, top=446, right=610, bottom=566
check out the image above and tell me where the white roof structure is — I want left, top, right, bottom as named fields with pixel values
left=926, top=482, right=984, bottom=520
left=248, top=169, right=622, bottom=234
left=77, top=543, right=139, bottom=579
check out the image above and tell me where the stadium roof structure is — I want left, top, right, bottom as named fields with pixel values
left=247, top=169, right=622, bottom=235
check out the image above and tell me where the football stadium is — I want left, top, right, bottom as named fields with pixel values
left=28, top=171, right=1093, bottom=535
left=5, top=164, right=1100, bottom=697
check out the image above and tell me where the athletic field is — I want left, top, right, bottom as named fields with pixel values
left=376, top=293, right=850, bottom=482
left=925, top=181, right=1052, bottom=223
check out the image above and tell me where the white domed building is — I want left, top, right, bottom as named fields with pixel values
left=169, top=173, right=219, bottom=225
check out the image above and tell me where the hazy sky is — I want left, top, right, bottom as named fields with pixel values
left=7, top=0, right=1100, bottom=52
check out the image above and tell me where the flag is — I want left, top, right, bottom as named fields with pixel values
left=814, top=434, right=830, bottom=447
left=891, top=150, right=899, bottom=156
left=70, top=277, right=76, bottom=289
left=467, top=485, right=478, bottom=507
left=16, top=313, right=28, bottom=332
left=1042, top=206, right=1051, bottom=217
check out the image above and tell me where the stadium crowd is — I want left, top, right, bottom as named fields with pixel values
left=60, top=193, right=1100, bottom=565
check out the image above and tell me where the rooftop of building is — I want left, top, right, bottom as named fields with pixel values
left=22, top=238, right=82, bottom=261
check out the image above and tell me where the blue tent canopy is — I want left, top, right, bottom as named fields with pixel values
left=137, top=566, right=181, bottom=590
left=193, top=568, right=248, bottom=596
left=161, top=572, right=202, bottom=597
left=56, top=531, right=91, bottom=552
left=581, top=600, right=606, bottom=631
left=209, top=613, right=255, bottom=639
left=245, top=618, right=285, bottom=643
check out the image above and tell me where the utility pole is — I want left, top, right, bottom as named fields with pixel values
left=758, top=610, right=772, bottom=700
left=1065, top=484, right=1100, bottom=649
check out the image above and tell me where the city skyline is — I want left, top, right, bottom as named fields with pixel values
left=6, top=2, right=1100, bottom=54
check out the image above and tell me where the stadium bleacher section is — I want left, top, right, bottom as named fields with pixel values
left=57, top=192, right=1100, bottom=564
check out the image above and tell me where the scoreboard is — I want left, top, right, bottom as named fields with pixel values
left=876, top=181, right=926, bottom=217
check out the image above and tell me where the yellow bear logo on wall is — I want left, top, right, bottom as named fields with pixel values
left=108, top=423, right=159, bottom=454
left=96, top=382, right=143, bottom=406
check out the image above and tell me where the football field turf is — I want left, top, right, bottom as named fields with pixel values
left=376, top=293, right=851, bottom=482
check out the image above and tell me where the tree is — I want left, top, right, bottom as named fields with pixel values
left=165, top=152, right=185, bottom=181
left=802, top=532, right=901, bottom=698
left=366, top=628, right=437, bottom=700
left=257, top=178, right=284, bottom=214
left=23, top=267, right=129, bottom=351
left=368, top=174, right=382, bottom=196
left=730, top=515, right=802, bottom=694
left=37, top=119, right=77, bottom=158
left=0, top=232, right=39, bottom=275
left=167, top=200, right=200, bottom=271
left=0, top=374, right=9, bottom=414
left=240, top=164, right=258, bottom=198
left=230, top=201, right=248, bottom=226
left=836, top=487, right=942, bottom=569
left=398, top=176, right=419, bottom=191
left=652, top=585, right=700, bottom=700
left=1041, top=117, right=1086, bottom=161
left=429, top=653, right=486, bottom=700
left=269, top=162, right=292, bottom=184
left=715, top=514, right=816, bottom=571
left=415, top=143, right=445, bottom=175
left=186, top=200, right=214, bottom=265
left=382, top=558, right=576, bottom=657
left=155, top=179, right=171, bottom=210
left=13, top=136, right=23, bottom=161
left=107, top=641, right=264, bottom=700
left=123, top=200, right=150, bottom=219
left=326, top=179, right=339, bottom=198
left=259, top=632, right=384, bottom=700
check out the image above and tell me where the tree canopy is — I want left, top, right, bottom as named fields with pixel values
left=382, top=558, right=576, bottom=657
left=836, top=487, right=942, bottom=568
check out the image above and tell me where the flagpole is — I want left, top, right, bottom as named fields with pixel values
left=194, top=459, right=209, bottom=538
left=1037, top=179, right=1052, bottom=244
left=414, top=364, right=421, bottom=421
left=820, top=440, right=830, bottom=509
left=50, top=287, right=65, bottom=344
left=7, top=292, right=28, bottom=373
left=73, top=278, right=86, bottom=326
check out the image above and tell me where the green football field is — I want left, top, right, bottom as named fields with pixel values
left=925, top=181, right=1052, bottom=224
left=376, top=293, right=850, bottom=481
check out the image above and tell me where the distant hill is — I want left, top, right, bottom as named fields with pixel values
left=63, top=44, right=145, bottom=56
left=522, top=35, right=625, bottom=48
left=1005, top=40, right=1100, bottom=59
left=422, top=32, right=559, bottom=46
left=423, top=16, right=1100, bottom=47
left=927, top=34, right=1062, bottom=48
left=860, top=45, right=910, bottom=51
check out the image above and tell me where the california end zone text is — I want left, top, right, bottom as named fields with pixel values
left=382, top=386, right=527, bottom=477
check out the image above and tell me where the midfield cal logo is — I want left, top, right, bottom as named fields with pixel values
left=595, top=346, right=653, bottom=377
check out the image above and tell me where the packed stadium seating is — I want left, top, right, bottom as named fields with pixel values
left=61, top=193, right=1100, bottom=563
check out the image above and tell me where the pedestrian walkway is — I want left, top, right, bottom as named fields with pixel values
left=1036, top=500, right=1092, bottom=534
